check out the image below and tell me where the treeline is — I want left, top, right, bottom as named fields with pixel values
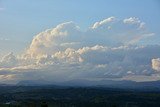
left=0, top=86, right=160, bottom=107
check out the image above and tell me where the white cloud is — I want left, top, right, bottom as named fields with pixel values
left=92, top=17, right=115, bottom=29
left=1, top=45, right=160, bottom=83
left=0, top=17, right=158, bottom=83
left=0, top=38, right=10, bottom=41
left=26, top=17, right=153, bottom=59
left=0, top=52, right=18, bottom=68
left=152, top=58, right=160, bottom=72
left=26, top=21, right=81, bottom=58
left=123, top=17, right=141, bottom=24
left=89, top=17, right=153, bottom=46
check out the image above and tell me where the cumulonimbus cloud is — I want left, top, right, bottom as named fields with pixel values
left=25, top=17, right=153, bottom=58
left=0, top=17, right=159, bottom=83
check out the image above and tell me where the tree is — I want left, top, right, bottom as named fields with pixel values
left=41, top=101, right=48, bottom=107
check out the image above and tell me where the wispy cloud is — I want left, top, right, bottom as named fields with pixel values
left=0, top=38, right=10, bottom=41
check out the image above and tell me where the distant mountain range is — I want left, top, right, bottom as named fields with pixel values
left=15, top=79, right=160, bottom=91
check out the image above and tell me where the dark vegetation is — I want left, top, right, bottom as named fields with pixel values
left=0, top=86, right=160, bottom=107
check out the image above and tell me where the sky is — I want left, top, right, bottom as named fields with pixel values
left=0, top=0, right=160, bottom=84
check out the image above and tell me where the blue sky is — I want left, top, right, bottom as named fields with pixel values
left=0, top=0, right=160, bottom=43
left=1, top=0, right=160, bottom=83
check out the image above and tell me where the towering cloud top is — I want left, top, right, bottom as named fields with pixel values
left=27, top=22, right=81, bottom=58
